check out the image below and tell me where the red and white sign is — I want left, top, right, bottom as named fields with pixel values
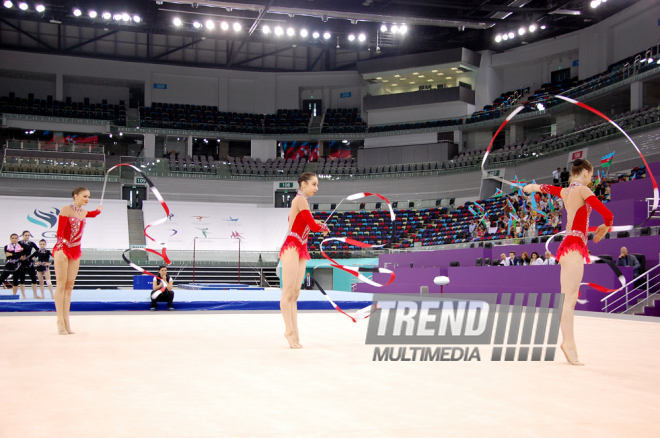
left=568, top=148, right=588, bottom=165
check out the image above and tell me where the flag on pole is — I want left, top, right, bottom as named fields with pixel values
left=601, top=151, right=615, bottom=167
left=594, top=170, right=601, bottom=186
left=473, top=202, right=485, bottom=214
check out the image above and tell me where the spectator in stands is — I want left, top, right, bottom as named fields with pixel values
left=604, top=182, right=612, bottom=202
left=594, top=182, right=606, bottom=201
left=468, top=219, right=478, bottom=235
left=553, top=168, right=561, bottom=185
left=302, top=272, right=314, bottom=290
left=616, top=247, right=640, bottom=278
left=520, top=252, right=531, bottom=266
left=550, top=213, right=560, bottom=228
left=151, top=266, right=175, bottom=311
left=530, top=252, right=544, bottom=265
left=560, top=167, right=570, bottom=187
left=525, top=221, right=537, bottom=238
left=487, top=219, right=498, bottom=235
left=476, top=225, right=486, bottom=239
left=543, top=250, right=557, bottom=265
left=0, top=233, right=22, bottom=296
left=499, top=253, right=509, bottom=266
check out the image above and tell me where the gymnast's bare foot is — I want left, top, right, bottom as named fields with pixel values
left=561, top=343, right=584, bottom=366
left=285, top=332, right=302, bottom=349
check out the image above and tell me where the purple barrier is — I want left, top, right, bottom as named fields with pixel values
left=498, top=235, right=660, bottom=267
left=378, top=247, right=491, bottom=269
left=365, top=267, right=448, bottom=294
left=609, top=161, right=660, bottom=203
left=356, top=264, right=634, bottom=313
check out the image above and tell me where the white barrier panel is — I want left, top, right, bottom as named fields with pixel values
left=142, top=201, right=290, bottom=252
left=0, top=196, right=129, bottom=250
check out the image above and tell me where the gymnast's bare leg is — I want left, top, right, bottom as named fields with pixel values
left=559, top=250, right=585, bottom=365
left=280, top=247, right=303, bottom=348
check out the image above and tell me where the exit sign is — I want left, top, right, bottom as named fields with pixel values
left=487, top=170, right=500, bottom=177
left=279, top=182, right=294, bottom=188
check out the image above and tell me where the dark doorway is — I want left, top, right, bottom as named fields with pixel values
left=551, top=68, right=571, bottom=83
left=274, top=189, right=295, bottom=208
left=122, top=185, right=147, bottom=209
left=302, top=99, right=323, bottom=117
left=129, top=87, right=144, bottom=109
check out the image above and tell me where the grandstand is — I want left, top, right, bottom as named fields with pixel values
left=2, top=0, right=660, bottom=436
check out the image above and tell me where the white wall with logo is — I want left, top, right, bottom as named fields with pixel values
left=142, top=201, right=290, bottom=253
left=0, top=196, right=129, bottom=250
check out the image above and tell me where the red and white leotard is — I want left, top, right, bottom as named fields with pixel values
left=540, top=182, right=613, bottom=263
left=279, top=195, right=329, bottom=261
left=53, top=204, right=101, bottom=260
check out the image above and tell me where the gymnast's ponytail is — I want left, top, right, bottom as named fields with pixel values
left=570, top=158, right=593, bottom=179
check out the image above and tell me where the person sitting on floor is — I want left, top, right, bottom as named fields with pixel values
left=151, top=265, right=175, bottom=311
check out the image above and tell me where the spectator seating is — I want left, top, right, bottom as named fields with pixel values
left=2, top=147, right=106, bottom=176
left=168, top=154, right=217, bottom=173
left=264, top=109, right=311, bottom=134
left=317, top=157, right=356, bottom=175
left=141, top=105, right=310, bottom=134
left=0, top=92, right=126, bottom=126
left=227, top=157, right=307, bottom=176
left=321, top=108, right=366, bottom=134
left=467, top=87, right=530, bottom=124
left=368, top=118, right=463, bottom=133
left=306, top=195, right=561, bottom=257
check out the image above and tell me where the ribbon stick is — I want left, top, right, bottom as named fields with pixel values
left=100, top=163, right=172, bottom=292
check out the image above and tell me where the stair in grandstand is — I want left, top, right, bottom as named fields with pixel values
left=632, top=294, right=660, bottom=317
left=308, top=115, right=323, bottom=135
left=126, top=109, right=140, bottom=128
left=127, top=208, right=148, bottom=264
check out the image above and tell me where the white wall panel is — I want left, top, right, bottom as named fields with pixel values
left=142, top=201, right=289, bottom=252
left=0, top=196, right=129, bottom=250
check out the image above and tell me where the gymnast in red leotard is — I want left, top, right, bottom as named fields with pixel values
left=53, top=187, right=102, bottom=335
left=279, top=172, right=329, bottom=349
left=524, top=159, right=612, bottom=365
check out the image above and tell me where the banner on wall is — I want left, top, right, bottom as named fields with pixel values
left=0, top=196, right=129, bottom=250
left=142, top=201, right=290, bottom=252
left=327, top=140, right=352, bottom=159
left=568, top=148, right=588, bottom=165
left=282, top=141, right=319, bottom=161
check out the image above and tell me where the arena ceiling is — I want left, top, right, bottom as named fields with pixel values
left=0, top=0, right=642, bottom=71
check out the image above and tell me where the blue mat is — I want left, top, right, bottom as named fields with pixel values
left=178, top=283, right=264, bottom=290
left=0, top=288, right=373, bottom=312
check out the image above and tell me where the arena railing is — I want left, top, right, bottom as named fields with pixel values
left=5, top=140, right=105, bottom=154
left=601, top=263, right=660, bottom=314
